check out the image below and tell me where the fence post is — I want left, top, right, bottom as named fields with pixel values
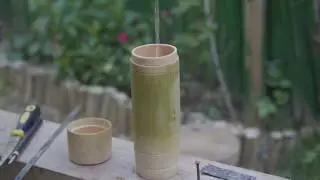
left=239, top=127, right=261, bottom=170
left=264, top=131, right=283, bottom=173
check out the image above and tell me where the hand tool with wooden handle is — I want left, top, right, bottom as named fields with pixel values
left=0, top=105, right=41, bottom=166
left=10, top=105, right=41, bottom=138
left=6, top=116, right=43, bottom=165
left=14, top=106, right=81, bottom=180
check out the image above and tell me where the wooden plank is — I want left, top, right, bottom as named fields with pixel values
left=1, top=163, right=78, bottom=180
left=0, top=110, right=287, bottom=180
left=244, top=0, right=266, bottom=127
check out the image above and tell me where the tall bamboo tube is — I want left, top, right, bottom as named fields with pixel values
left=131, top=44, right=180, bottom=179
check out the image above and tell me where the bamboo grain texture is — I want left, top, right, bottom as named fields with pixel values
left=130, top=44, right=181, bottom=179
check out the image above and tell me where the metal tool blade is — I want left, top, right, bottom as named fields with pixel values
left=201, top=164, right=257, bottom=180
left=0, top=138, right=19, bottom=167
left=14, top=106, right=81, bottom=180
left=0, top=124, right=20, bottom=167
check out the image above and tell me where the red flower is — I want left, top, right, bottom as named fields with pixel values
left=118, top=32, right=128, bottom=44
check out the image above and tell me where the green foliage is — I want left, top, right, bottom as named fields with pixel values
left=9, top=0, right=152, bottom=88
left=257, top=97, right=277, bottom=119
left=160, top=0, right=215, bottom=85
left=215, top=0, right=245, bottom=100
left=50, top=0, right=152, bottom=87
left=277, top=132, right=320, bottom=179
left=266, top=0, right=320, bottom=117
left=8, top=0, right=60, bottom=64
left=7, top=0, right=214, bottom=90
left=257, top=60, right=292, bottom=119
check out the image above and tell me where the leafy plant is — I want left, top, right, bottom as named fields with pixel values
left=9, top=0, right=152, bottom=90
left=276, top=132, right=320, bottom=179
left=8, top=0, right=59, bottom=64
left=51, top=0, right=152, bottom=88
left=8, top=0, right=215, bottom=91
left=160, top=0, right=215, bottom=86
left=257, top=59, right=292, bottom=119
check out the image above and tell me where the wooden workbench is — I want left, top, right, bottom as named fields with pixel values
left=0, top=110, right=288, bottom=180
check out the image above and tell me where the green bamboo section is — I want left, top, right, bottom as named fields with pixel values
left=215, top=0, right=319, bottom=123
left=215, top=0, right=247, bottom=104
left=131, top=61, right=180, bottom=153
left=267, top=0, right=319, bottom=116
left=130, top=45, right=180, bottom=178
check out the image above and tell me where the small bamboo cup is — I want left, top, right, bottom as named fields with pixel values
left=67, top=117, right=112, bottom=165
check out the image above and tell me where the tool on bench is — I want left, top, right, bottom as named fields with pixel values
left=201, top=164, right=257, bottom=180
left=195, top=161, right=200, bottom=180
left=0, top=105, right=42, bottom=166
left=15, top=106, right=81, bottom=180
left=7, top=116, right=43, bottom=165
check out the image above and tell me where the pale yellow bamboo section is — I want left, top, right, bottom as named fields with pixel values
left=131, top=44, right=180, bottom=180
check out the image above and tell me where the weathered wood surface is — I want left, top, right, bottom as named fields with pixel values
left=180, top=120, right=240, bottom=165
left=0, top=110, right=288, bottom=180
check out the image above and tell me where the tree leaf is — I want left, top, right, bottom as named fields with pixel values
left=31, top=16, right=49, bottom=34
left=11, top=34, right=31, bottom=49
left=257, top=98, right=277, bottom=118
left=279, top=79, right=292, bottom=88
left=28, top=42, right=41, bottom=55
left=273, top=90, right=289, bottom=105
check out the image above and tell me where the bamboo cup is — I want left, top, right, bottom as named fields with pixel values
left=67, top=117, right=112, bottom=165
left=131, top=44, right=181, bottom=179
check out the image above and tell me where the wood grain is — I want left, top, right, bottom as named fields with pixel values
left=0, top=109, right=288, bottom=180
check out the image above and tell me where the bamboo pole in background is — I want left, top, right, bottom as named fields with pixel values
left=264, top=131, right=283, bottom=173
left=0, top=60, right=9, bottom=95
left=238, top=127, right=261, bottom=170
left=131, top=44, right=180, bottom=179
left=24, top=66, right=38, bottom=103
left=33, top=68, right=47, bottom=104
left=105, top=87, right=118, bottom=135
left=7, top=61, right=25, bottom=94
left=85, top=86, right=104, bottom=117
left=243, top=0, right=266, bottom=127
left=114, top=92, right=129, bottom=137
left=100, top=87, right=115, bottom=118
left=125, top=101, right=132, bottom=139
left=63, top=80, right=80, bottom=113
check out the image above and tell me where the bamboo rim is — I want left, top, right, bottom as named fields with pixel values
left=67, top=117, right=112, bottom=136
left=131, top=44, right=178, bottom=67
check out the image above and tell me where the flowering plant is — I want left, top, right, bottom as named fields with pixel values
left=9, top=0, right=151, bottom=90
left=49, top=0, right=151, bottom=88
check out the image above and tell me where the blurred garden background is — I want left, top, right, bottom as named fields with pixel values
left=0, top=0, right=320, bottom=179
